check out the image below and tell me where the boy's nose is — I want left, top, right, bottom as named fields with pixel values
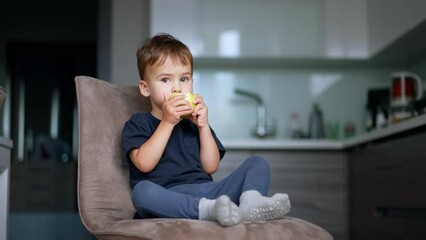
left=172, top=84, right=181, bottom=93
left=172, top=88, right=181, bottom=93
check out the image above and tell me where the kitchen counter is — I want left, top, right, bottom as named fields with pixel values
left=222, top=114, right=426, bottom=150
left=220, top=115, right=426, bottom=240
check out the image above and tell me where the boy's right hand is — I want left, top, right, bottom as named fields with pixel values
left=161, top=93, right=193, bottom=125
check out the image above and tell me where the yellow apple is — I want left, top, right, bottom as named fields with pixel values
left=170, top=92, right=196, bottom=117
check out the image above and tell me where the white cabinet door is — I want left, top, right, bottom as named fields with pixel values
left=152, top=0, right=373, bottom=59
left=323, top=0, right=369, bottom=58
left=151, top=0, right=325, bottom=58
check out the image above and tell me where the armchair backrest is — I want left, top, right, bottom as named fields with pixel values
left=75, top=76, right=151, bottom=232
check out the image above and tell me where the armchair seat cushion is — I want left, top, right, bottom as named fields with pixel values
left=94, top=218, right=331, bottom=240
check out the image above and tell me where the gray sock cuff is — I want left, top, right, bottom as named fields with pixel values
left=240, top=190, right=261, bottom=202
left=198, top=197, right=215, bottom=220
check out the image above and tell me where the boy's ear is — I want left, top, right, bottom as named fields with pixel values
left=139, top=80, right=150, bottom=97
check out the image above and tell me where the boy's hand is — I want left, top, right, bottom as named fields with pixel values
left=188, top=94, right=209, bottom=129
left=162, top=93, right=193, bottom=125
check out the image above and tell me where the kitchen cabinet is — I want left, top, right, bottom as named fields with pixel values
left=152, top=0, right=426, bottom=63
left=10, top=162, right=77, bottom=212
left=213, top=149, right=349, bottom=240
left=218, top=115, right=426, bottom=240
left=151, top=0, right=368, bottom=59
left=368, top=0, right=426, bottom=56
left=348, top=129, right=426, bottom=240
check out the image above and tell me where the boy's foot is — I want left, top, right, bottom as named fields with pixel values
left=213, top=195, right=242, bottom=226
left=239, top=190, right=290, bottom=222
left=199, top=195, right=242, bottom=227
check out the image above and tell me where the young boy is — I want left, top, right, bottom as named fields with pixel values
left=121, top=33, right=290, bottom=226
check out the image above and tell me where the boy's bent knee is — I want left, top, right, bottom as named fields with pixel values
left=246, top=155, right=269, bottom=169
left=132, top=181, right=161, bottom=204
left=133, top=180, right=157, bottom=193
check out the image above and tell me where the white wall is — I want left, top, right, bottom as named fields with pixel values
left=110, top=0, right=150, bottom=85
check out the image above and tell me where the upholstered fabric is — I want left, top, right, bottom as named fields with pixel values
left=75, top=75, right=333, bottom=240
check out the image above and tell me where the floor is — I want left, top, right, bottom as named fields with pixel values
left=9, top=212, right=95, bottom=240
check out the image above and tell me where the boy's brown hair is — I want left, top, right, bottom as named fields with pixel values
left=136, top=33, right=193, bottom=80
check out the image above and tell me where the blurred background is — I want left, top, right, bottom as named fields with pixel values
left=1, top=0, right=426, bottom=239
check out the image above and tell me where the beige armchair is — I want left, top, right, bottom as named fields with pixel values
left=75, top=75, right=333, bottom=240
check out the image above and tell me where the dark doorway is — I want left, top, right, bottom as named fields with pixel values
left=7, top=42, right=96, bottom=163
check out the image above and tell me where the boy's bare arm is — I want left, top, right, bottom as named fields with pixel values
left=130, top=94, right=192, bottom=173
left=129, top=121, right=174, bottom=173
left=191, top=94, right=220, bottom=174
left=199, top=126, right=220, bottom=175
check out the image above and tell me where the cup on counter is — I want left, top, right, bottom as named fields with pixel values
left=326, top=122, right=340, bottom=139
left=344, top=121, right=356, bottom=138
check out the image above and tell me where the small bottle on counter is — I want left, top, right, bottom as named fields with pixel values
left=376, top=106, right=387, bottom=128
left=309, top=103, right=325, bottom=139
left=344, top=121, right=356, bottom=138
left=288, top=112, right=304, bottom=139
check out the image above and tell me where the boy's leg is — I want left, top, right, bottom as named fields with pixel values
left=199, top=155, right=290, bottom=222
left=132, top=156, right=289, bottom=223
left=208, top=155, right=272, bottom=202
left=225, top=156, right=290, bottom=222
left=163, top=156, right=271, bottom=205
left=132, top=180, right=199, bottom=219
left=132, top=180, right=241, bottom=226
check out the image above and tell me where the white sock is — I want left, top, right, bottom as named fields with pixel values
left=239, top=190, right=290, bottom=222
left=199, top=195, right=242, bottom=227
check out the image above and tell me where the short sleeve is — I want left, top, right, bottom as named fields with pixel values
left=121, top=113, right=154, bottom=164
left=211, top=127, right=226, bottom=160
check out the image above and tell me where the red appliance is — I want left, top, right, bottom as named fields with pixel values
left=390, top=72, right=423, bottom=122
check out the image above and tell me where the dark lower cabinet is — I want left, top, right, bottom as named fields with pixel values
left=10, top=161, right=77, bottom=212
left=349, top=130, right=426, bottom=240
left=214, top=149, right=349, bottom=240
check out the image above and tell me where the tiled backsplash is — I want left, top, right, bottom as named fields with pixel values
left=193, top=63, right=425, bottom=140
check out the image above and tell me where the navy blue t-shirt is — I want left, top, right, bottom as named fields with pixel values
left=121, top=112, right=226, bottom=189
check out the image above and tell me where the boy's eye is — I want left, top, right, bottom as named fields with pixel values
left=161, top=78, right=170, bottom=83
left=181, top=77, right=190, bottom=82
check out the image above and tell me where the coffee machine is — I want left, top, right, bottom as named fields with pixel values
left=390, top=72, right=423, bottom=123
left=366, top=88, right=390, bottom=130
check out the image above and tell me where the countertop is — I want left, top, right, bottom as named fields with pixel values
left=222, top=114, right=426, bottom=150
left=0, top=137, right=13, bottom=149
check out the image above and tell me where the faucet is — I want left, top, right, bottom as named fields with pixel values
left=234, top=88, right=275, bottom=138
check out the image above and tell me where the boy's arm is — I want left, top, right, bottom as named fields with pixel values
left=130, top=94, right=192, bottom=173
left=190, top=94, right=220, bottom=174
left=129, top=121, right=174, bottom=173
left=199, top=126, right=220, bottom=175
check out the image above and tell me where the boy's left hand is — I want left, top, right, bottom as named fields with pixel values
left=188, top=94, right=209, bottom=129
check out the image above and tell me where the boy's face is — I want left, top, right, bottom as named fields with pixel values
left=139, top=56, right=193, bottom=116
